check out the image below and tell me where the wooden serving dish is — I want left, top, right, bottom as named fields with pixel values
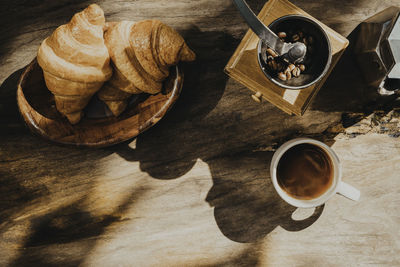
left=17, top=59, right=183, bottom=147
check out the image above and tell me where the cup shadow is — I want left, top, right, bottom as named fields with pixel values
left=205, top=150, right=324, bottom=243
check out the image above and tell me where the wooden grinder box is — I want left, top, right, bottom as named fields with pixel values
left=225, top=0, right=349, bottom=115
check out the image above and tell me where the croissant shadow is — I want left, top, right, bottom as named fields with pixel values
left=114, top=26, right=240, bottom=178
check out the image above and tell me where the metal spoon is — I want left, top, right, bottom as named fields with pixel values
left=233, top=0, right=306, bottom=64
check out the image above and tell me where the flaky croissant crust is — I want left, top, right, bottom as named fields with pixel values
left=98, top=19, right=195, bottom=116
left=37, top=4, right=112, bottom=124
left=38, top=4, right=111, bottom=84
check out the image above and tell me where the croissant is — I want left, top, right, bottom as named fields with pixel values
left=98, top=20, right=196, bottom=116
left=37, top=4, right=112, bottom=124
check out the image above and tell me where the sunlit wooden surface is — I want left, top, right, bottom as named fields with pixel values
left=1, top=0, right=399, bottom=266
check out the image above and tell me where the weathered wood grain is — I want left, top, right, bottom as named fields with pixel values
left=1, top=0, right=400, bottom=266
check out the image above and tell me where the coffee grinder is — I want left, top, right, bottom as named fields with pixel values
left=225, top=0, right=349, bottom=115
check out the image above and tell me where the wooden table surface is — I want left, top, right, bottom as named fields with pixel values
left=1, top=0, right=399, bottom=266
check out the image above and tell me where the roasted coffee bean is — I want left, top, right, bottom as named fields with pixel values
left=292, top=67, right=301, bottom=77
left=292, top=34, right=300, bottom=42
left=251, top=92, right=262, bottom=103
left=270, top=60, right=278, bottom=71
left=278, top=72, right=287, bottom=81
left=285, top=68, right=292, bottom=80
left=278, top=32, right=287, bottom=39
left=267, top=29, right=313, bottom=81
left=266, top=48, right=278, bottom=57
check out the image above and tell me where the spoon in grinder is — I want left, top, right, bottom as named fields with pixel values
left=233, top=0, right=307, bottom=64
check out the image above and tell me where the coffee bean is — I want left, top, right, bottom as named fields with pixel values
left=278, top=72, right=287, bottom=81
left=266, top=29, right=313, bottom=82
left=266, top=48, right=278, bottom=57
left=278, top=32, right=287, bottom=39
left=292, top=34, right=300, bottom=42
left=292, top=67, right=301, bottom=77
left=285, top=68, right=292, bottom=80
left=251, top=91, right=262, bottom=103
left=270, top=60, right=278, bottom=71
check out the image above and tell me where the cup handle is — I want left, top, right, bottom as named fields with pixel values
left=337, top=181, right=360, bottom=201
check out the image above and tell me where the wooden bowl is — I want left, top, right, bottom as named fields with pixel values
left=17, top=59, right=183, bottom=147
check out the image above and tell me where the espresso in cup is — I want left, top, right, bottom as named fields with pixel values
left=277, top=143, right=333, bottom=200
left=271, top=138, right=360, bottom=208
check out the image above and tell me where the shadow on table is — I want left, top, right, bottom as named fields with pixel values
left=113, top=20, right=398, bottom=244
left=0, top=64, right=118, bottom=267
left=113, top=23, right=326, bottom=243
left=205, top=150, right=324, bottom=243
left=0, top=0, right=96, bottom=65
left=0, top=65, right=120, bottom=267
left=311, top=24, right=398, bottom=113
left=0, top=24, right=258, bottom=266
left=9, top=185, right=145, bottom=267
left=1, top=2, right=399, bottom=266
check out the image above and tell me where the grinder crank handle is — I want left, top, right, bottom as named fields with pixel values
left=232, top=0, right=306, bottom=63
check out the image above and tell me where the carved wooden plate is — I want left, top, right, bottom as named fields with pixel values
left=17, top=58, right=183, bottom=147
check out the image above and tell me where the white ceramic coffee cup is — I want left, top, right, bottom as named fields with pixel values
left=270, top=138, right=360, bottom=208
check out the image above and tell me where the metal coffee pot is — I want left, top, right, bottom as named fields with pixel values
left=355, top=6, right=400, bottom=95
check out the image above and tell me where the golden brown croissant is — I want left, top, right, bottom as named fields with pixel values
left=98, top=20, right=196, bottom=116
left=37, top=4, right=112, bottom=124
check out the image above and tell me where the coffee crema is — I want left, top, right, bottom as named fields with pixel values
left=277, top=143, right=334, bottom=200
